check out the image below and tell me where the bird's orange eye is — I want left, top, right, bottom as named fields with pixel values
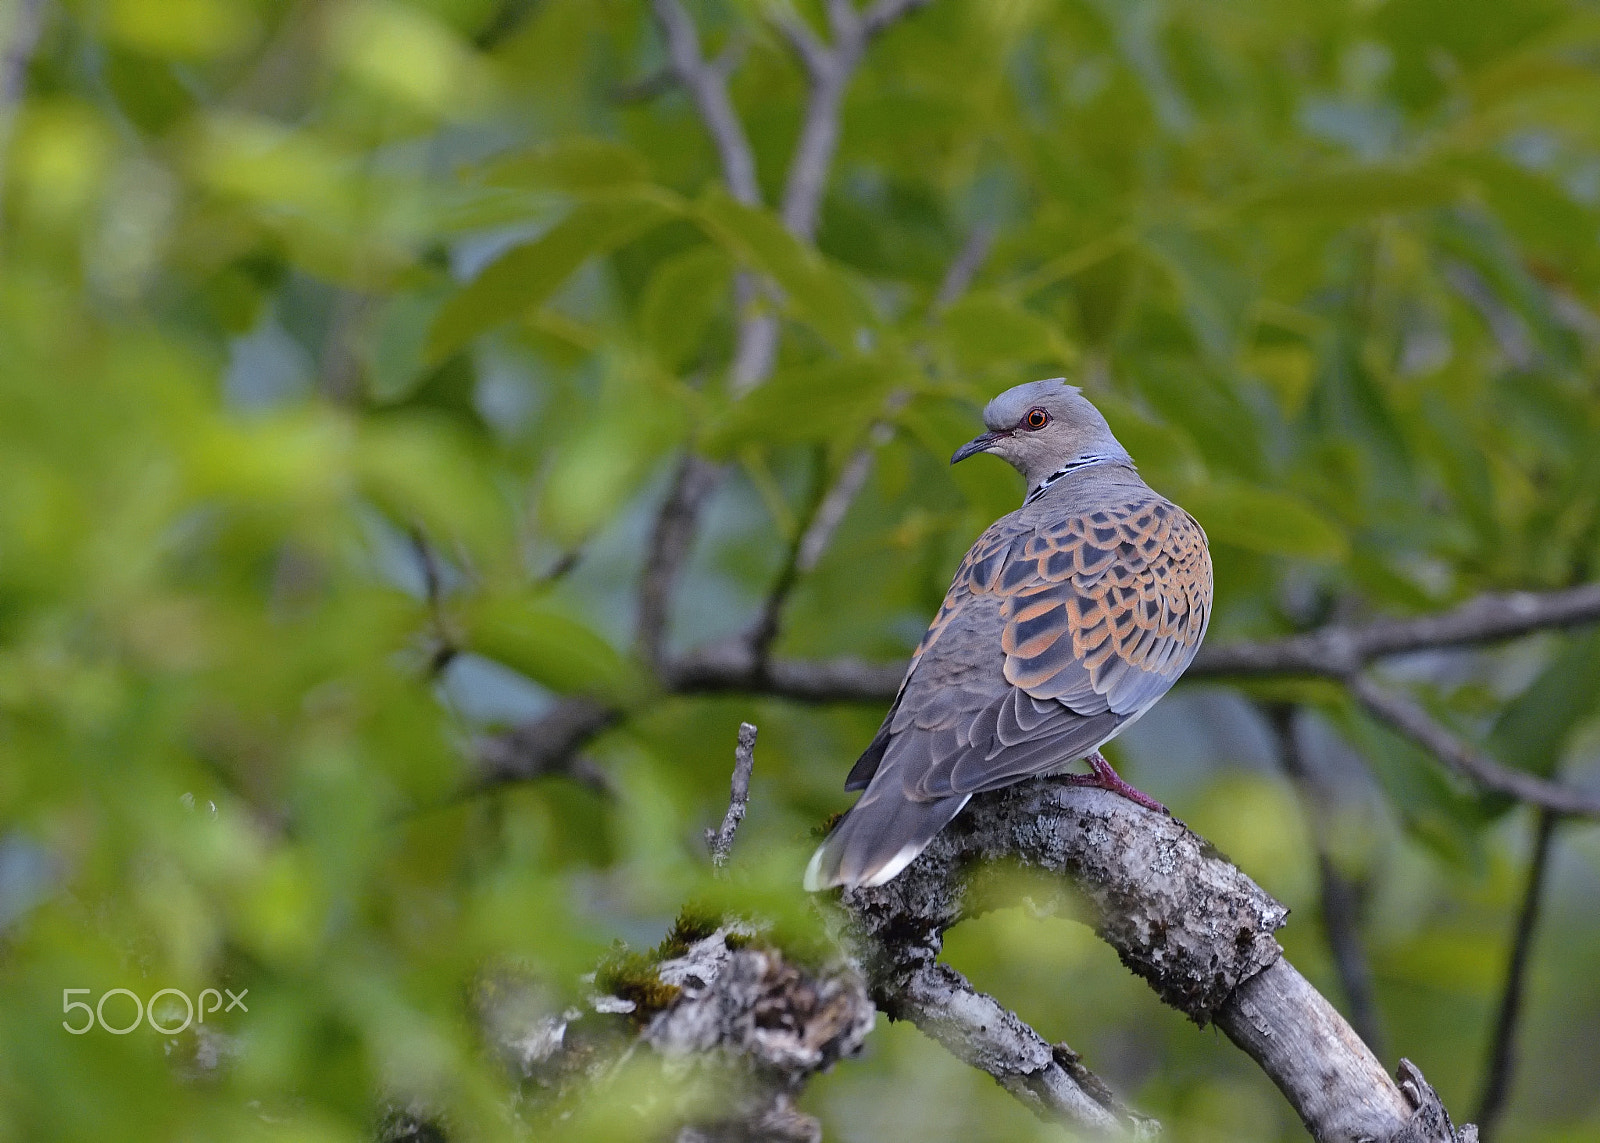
left=1024, top=408, right=1049, bottom=430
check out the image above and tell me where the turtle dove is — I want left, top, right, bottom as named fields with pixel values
left=805, top=379, right=1212, bottom=891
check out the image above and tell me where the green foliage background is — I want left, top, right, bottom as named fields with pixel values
left=3, top=0, right=1600, bottom=1139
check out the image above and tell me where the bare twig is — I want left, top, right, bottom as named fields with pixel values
left=746, top=450, right=832, bottom=661
left=706, top=722, right=758, bottom=868
left=934, top=221, right=996, bottom=311
left=652, top=0, right=760, bottom=206
left=795, top=441, right=877, bottom=575
left=1268, top=703, right=1386, bottom=1057
left=668, top=645, right=905, bottom=701
left=1347, top=675, right=1600, bottom=818
left=407, top=527, right=458, bottom=677
left=1190, top=584, right=1600, bottom=679
left=638, top=0, right=935, bottom=659
left=1475, top=807, right=1560, bottom=1139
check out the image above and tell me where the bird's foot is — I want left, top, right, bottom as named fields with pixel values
left=1063, top=752, right=1168, bottom=815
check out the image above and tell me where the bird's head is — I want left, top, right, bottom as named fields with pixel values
left=951, top=378, right=1132, bottom=488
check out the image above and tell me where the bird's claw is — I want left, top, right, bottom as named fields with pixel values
left=1063, top=751, right=1169, bottom=815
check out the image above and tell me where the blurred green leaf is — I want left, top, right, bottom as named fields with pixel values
left=355, top=414, right=509, bottom=558
left=1241, top=167, right=1463, bottom=217
left=1487, top=628, right=1600, bottom=778
left=693, top=189, right=871, bottom=349
left=463, top=594, right=637, bottom=700
left=1180, top=479, right=1347, bottom=560
left=936, top=292, right=1076, bottom=371
left=426, top=191, right=683, bottom=364
left=1141, top=225, right=1253, bottom=362
left=640, top=245, right=731, bottom=370
left=1334, top=704, right=1492, bottom=869
left=701, top=355, right=901, bottom=457
left=482, top=138, right=653, bottom=195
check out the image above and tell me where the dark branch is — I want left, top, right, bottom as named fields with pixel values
left=1191, top=585, right=1600, bottom=678
left=706, top=722, right=757, bottom=868
left=1347, top=676, right=1600, bottom=818
left=1475, top=807, right=1560, bottom=1139
left=748, top=451, right=829, bottom=662
left=791, top=213, right=988, bottom=579
left=1268, top=703, right=1386, bottom=1057
left=637, top=455, right=724, bottom=670
left=473, top=698, right=619, bottom=794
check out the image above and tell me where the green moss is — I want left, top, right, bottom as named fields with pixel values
left=652, top=903, right=722, bottom=959
left=593, top=945, right=680, bottom=1020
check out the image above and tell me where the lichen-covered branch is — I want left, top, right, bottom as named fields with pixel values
left=476, top=921, right=874, bottom=1143
left=836, top=777, right=1477, bottom=1143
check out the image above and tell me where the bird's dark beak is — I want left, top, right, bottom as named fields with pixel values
left=951, top=430, right=1006, bottom=465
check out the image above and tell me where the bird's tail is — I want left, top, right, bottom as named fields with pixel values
left=803, top=790, right=970, bottom=891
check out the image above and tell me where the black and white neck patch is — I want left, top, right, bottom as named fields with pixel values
left=1025, top=454, right=1126, bottom=504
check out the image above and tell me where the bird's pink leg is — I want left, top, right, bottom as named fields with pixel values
left=1063, top=751, right=1168, bottom=815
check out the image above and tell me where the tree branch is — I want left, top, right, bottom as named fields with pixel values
left=637, top=454, right=724, bottom=671
left=839, top=777, right=1476, bottom=1142
left=1474, top=807, right=1560, bottom=1139
left=472, top=698, right=619, bottom=794
left=480, top=578, right=1600, bottom=816
left=861, top=0, right=934, bottom=39
left=639, top=0, right=928, bottom=661
left=1190, top=585, right=1600, bottom=679
left=789, top=216, right=990, bottom=582
left=889, top=961, right=1147, bottom=1135
left=773, top=0, right=931, bottom=241
left=1346, top=675, right=1600, bottom=818
left=489, top=924, right=875, bottom=1143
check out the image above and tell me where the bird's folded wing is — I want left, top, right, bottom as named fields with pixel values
left=887, top=496, right=1210, bottom=799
